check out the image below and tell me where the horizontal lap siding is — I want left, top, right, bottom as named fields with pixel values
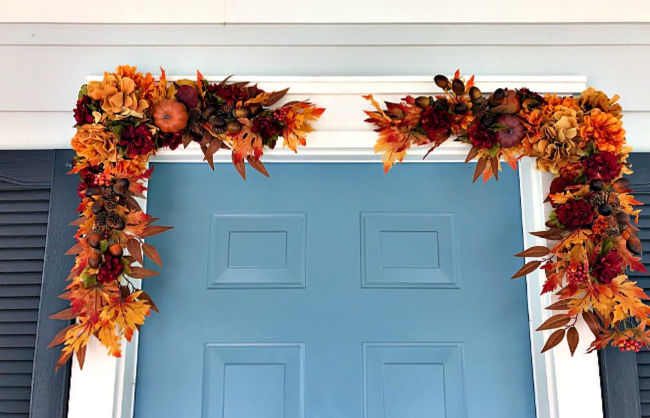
left=0, top=152, right=53, bottom=418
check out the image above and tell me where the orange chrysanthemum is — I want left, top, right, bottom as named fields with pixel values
left=71, top=124, right=119, bottom=167
left=580, top=109, right=625, bottom=153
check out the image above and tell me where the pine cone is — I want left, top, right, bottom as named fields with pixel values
left=104, top=197, right=117, bottom=212
left=106, top=212, right=125, bottom=230
left=95, top=211, right=107, bottom=227
left=606, top=226, right=621, bottom=237
left=590, top=191, right=610, bottom=207
left=102, top=186, right=115, bottom=200
left=219, top=103, right=234, bottom=116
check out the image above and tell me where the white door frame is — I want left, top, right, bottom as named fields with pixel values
left=64, top=75, right=601, bottom=418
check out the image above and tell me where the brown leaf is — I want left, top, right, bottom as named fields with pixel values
left=128, top=267, right=160, bottom=279
left=511, top=260, right=542, bottom=279
left=530, top=228, right=564, bottom=241
left=545, top=299, right=571, bottom=311
left=65, top=242, right=84, bottom=256
left=246, top=156, right=270, bottom=177
left=139, top=291, right=159, bottom=313
left=515, top=246, right=551, bottom=258
left=567, top=326, right=579, bottom=356
left=48, top=324, right=76, bottom=349
left=541, top=329, right=565, bottom=353
left=263, top=88, right=289, bottom=106
left=69, top=217, right=85, bottom=226
left=141, top=225, right=174, bottom=237
left=536, top=314, right=570, bottom=331
left=76, top=344, right=87, bottom=369
left=490, top=156, right=499, bottom=180
left=464, top=146, right=480, bottom=163
left=125, top=195, right=143, bottom=212
left=55, top=350, right=73, bottom=372
left=182, top=132, right=194, bottom=148
left=142, top=243, right=163, bottom=267
left=49, top=308, right=75, bottom=320
left=473, top=157, right=487, bottom=183
left=582, top=311, right=601, bottom=337
left=126, top=238, right=143, bottom=265
left=232, top=153, right=246, bottom=180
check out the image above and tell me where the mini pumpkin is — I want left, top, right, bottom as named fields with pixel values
left=153, top=99, right=189, bottom=133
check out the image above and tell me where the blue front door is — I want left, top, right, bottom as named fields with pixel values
left=134, top=163, right=535, bottom=418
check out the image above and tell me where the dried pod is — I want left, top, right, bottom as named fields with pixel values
left=91, top=199, right=105, bottom=214
left=108, top=244, right=123, bottom=258
left=616, top=212, right=630, bottom=225
left=434, top=75, right=450, bottom=89
left=88, top=252, right=102, bottom=269
left=248, top=103, right=262, bottom=116
left=202, top=105, right=217, bottom=118
left=227, top=121, right=242, bottom=134
left=85, top=187, right=100, bottom=197
left=492, top=88, right=505, bottom=103
left=454, top=102, right=468, bottom=114
left=451, top=78, right=465, bottom=95
left=469, top=86, right=482, bottom=101
left=106, top=213, right=125, bottom=230
left=233, top=107, right=250, bottom=119
left=87, top=232, right=102, bottom=249
left=627, top=237, right=643, bottom=255
left=115, top=178, right=130, bottom=193
left=590, top=180, right=604, bottom=192
left=415, top=96, right=431, bottom=109
left=598, top=203, right=613, bottom=216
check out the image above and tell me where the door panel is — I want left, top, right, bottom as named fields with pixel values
left=134, top=163, right=535, bottom=418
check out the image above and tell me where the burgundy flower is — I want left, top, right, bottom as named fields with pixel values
left=419, top=105, right=452, bottom=141
left=592, top=251, right=623, bottom=284
left=556, top=199, right=594, bottom=230
left=158, top=132, right=183, bottom=150
left=583, top=151, right=622, bottom=183
left=207, top=83, right=247, bottom=104
left=77, top=165, right=102, bottom=198
left=97, top=254, right=124, bottom=284
left=251, top=116, right=281, bottom=140
left=175, top=85, right=199, bottom=108
left=467, top=121, right=498, bottom=149
left=74, top=96, right=94, bottom=126
left=120, top=125, right=155, bottom=157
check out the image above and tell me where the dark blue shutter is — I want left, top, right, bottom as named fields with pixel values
left=0, top=150, right=73, bottom=418
left=600, top=152, right=650, bottom=418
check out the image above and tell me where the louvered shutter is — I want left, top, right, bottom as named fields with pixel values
left=0, top=182, right=50, bottom=417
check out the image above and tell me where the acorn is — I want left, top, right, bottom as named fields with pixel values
left=434, top=74, right=450, bottom=89
left=233, top=107, right=250, bottom=119
left=248, top=103, right=262, bottom=116
left=91, top=199, right=105, bottom=214
left=451, top=78, right=465, bottom=95
left=108, top=244, right=123, bottom=258
left=415, top=96, right=431, bottom=109
left=85, top=187, right=100, bottom=197
left=491, top=88, right=505, bottom=104
left=613, top=178, right=631, bottom=192
left=590, top=179, right=604, bottom=192
left=454, top=102, right=468, bottom=114
left=227, top=121, right=242, bottom=134
left=598, top=203, right=613, bottom=216
left=88, top=252, right=101, bottom=268
left=87, top=232, right=102, bottom=249
left=627, top=237, right=643, bottom=255
left=616, top=212, right=630, bottom=225
left=202, top=105, right=217, bottom=119
left=469, top=86, right=482, bottom=101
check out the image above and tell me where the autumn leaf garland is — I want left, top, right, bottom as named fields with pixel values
left=51, top=66, right=324, bottom=369
left=364, top=70, right=648, bottom=355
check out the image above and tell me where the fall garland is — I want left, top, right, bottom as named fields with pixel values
left=364, top=70, right=648, bottom=355
left=49, top=66, right=324, bottom=369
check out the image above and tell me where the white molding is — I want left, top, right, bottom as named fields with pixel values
left=65, top=75, right=599, bottom=418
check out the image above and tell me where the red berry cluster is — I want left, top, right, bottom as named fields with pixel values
left=615, top=338, right=643, bottom=352
left=97, top=254, right=124, bottom=284
left=566, top=263, right=588, bottom=283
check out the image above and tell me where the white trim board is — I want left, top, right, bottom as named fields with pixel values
left=64, top=75, right=601, bottom=418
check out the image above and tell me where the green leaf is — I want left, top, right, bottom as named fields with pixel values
left=584, top=141, right=596, bottom=157
left=78, top=84, right=88, bottom=99
left=546, top=211, right=562, bottom=228
left=100, top=239, right=109, bottom=254
left=601, top=237, right=614, bottom=255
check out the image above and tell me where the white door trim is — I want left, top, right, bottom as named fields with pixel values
left=66, top=75, right=601, bottom=418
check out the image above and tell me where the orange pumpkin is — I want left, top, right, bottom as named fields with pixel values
left=153, top=99, right=188, bottom=133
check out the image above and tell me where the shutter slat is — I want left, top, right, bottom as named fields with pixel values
left=0, top=274, right=43, bottom=286
left=0, top=224, right=47, bottom=236
left=0, top=299, right=39, bottom=311
left=0, top=375, right=30, bottom=388
left=0, top=190, right=50, bottom=201
left=0, top=388, right=30, bottom=401
left=0, top=311, right=38, bottom=323
left=0, top=249, right=44, bottom=262
left=0, top=201, right=49, bottom=213
left=0, top=400, right=29, bottom=414
left=0, top=237, right=46, bottom=249
left=0, top=262, right=43, bottom=274
left=0, top=324, right=36, bottom=336
left=0, top=350, right=34, bottom=362
left=0, top=363, right=32, bottom=376
left=0, top=337, right=35, bottom=349
left=0, top=213, right=48, bottom=225
left=0, top=286, right=41, bottom=298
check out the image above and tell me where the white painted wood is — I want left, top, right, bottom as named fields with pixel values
left=6, top=0, right=647, bottom=23
left=0, top=0, right=225, bottom=23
